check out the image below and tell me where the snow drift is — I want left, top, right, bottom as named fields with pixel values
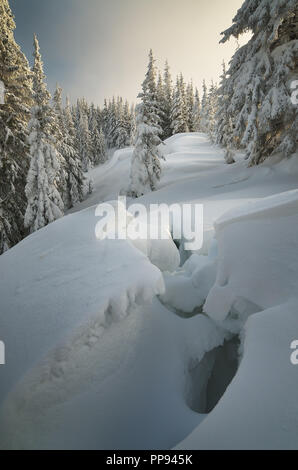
left=0, top=205, right=169, bottom=449
left=179, top=189, right=298, bottom=449
left=1, top=134, right=298, bottom=449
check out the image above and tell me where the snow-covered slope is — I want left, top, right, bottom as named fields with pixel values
left=0, top=203, right=224, bottom=449
left=1, top=133, right=298, bottom=449
left=177, top=189, right=298, bottom=450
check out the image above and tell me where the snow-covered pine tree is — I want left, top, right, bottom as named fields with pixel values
left=61, top=96, right=86, bottom=207
left=52, top=84, right=68, bottom=203
left=206, top=81, right=219, bottom=141
left=98, top=127, right=108, bottom=163
left=199, top=80, right=209, bottom=133
left=220, top=0, right=298, bottom=166
left=179, top=74, right=189, bottom=130
left=79, top=97, right=89, bottom=120
left=71, top=95, right=133, bottom=154
left=186, top=81, right=195, bottom=132
left=0, top=0, right=33, bottom=253
left=90, top=110, right=107, bottom=164
left=79, top=113, right=92, bottom=171
left=192, top=88, right=201, bottom=132
left=75, top=98, right=92, bottom=172
left=163, top=61, right=173, bottom=139
left=128, top=50, right=163, bottom=197
left=171, top=76, right=189, bottom=135
left=88, top=102, right=96, bottom=132
left=95, top=105, right=102, bottom=131
left=215, top=62, right=236, bottom=163
left=71, top=102, right=77, bottom=131
left=122, top=100, right=134, bottom=146
left=115, top=96, right=129, bottom=149
left=215, top=62, right=228, bottom=145
left=156, top=71, right=166, bottom=139
left=101, top=99, right=109, bottom=140
left=107, top=97, right=118, bottom=148
left=24, top=35, right=64, bottom=233
left=129, top=103, right=136, bottom=145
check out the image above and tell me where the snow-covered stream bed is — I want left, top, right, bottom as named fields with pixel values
left=1, top=133, right=298, bottom=449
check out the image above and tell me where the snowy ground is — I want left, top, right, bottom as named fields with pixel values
left=1, top=133, right=298, bottom=449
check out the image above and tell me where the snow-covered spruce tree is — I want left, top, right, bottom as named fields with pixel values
left=52, top=84, right=68, bottom=203
left=156, top=71, right=166, bottom=139
left=106, top=97, right=118, bottom=148
left=122, top=100, right=135, bottom=146
left=162, top=61, right=173, bottom=139
left=115, top=99, right=135, bottom=147
left=215, top=62, right=236, bottom=163
left=179, top=74, right=189, bottom=130
left=98, top=127, right=108, bottom=163
left=171, top=76, right=189, bottom=135
left=61, top=96, right=86, bottom=207
left=79, top=113, right=92, bottom=171
left=220, top=0, right=298, bottom=166
left=129, top=103, right=136, bottom=145
left=206, top=81, right=219, bottom=141
left=128, top=50, right=163, bottom=197
left=75, top=99, right=92, bottom=172
left=199, top=80, right=209, bottom=133
left=88, top=102, right=96, bottom=132
left=215, top=62, right=228, bottom=145
left=95, top=105, right=103, bottom=132
left=114, top=96, right=129, bottom=149
left=186, top=81, right=195, bottom=131
left=101, top=99, right=109, bottom=141
left=0, top=0, right=33, bottom=253
left=71, top=96, right=133, bottom=155
left=90, top=110, right=107, bottom=164
left=192, top=88, right=201, bottom=132
left=24, top=35, right=64, bottom=233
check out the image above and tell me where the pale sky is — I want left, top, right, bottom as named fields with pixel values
left=10, top=0, right=250, bottom=105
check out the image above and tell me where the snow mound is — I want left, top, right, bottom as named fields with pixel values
left=0, top=206, right=165, bottom=449
left=215, top=188, right=298, bottom=231
left=178, top=300, right=298, bottom=450
left=178, top=189, right=298, bottom=449
left=0, top=297, right=228, bottom=450
left=160, top=242, right=217, bottom=314
left=205, top=189, right=298, bottom=325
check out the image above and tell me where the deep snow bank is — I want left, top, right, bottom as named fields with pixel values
left=0, top=196, right=221, bottom=450
left=178, top=189, right=298, bottom=449
left=1, top=134, right=298, bottom=449
left=205, top=189, right=298, bottom=325
left=0, top=205, right=169, bottom=448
